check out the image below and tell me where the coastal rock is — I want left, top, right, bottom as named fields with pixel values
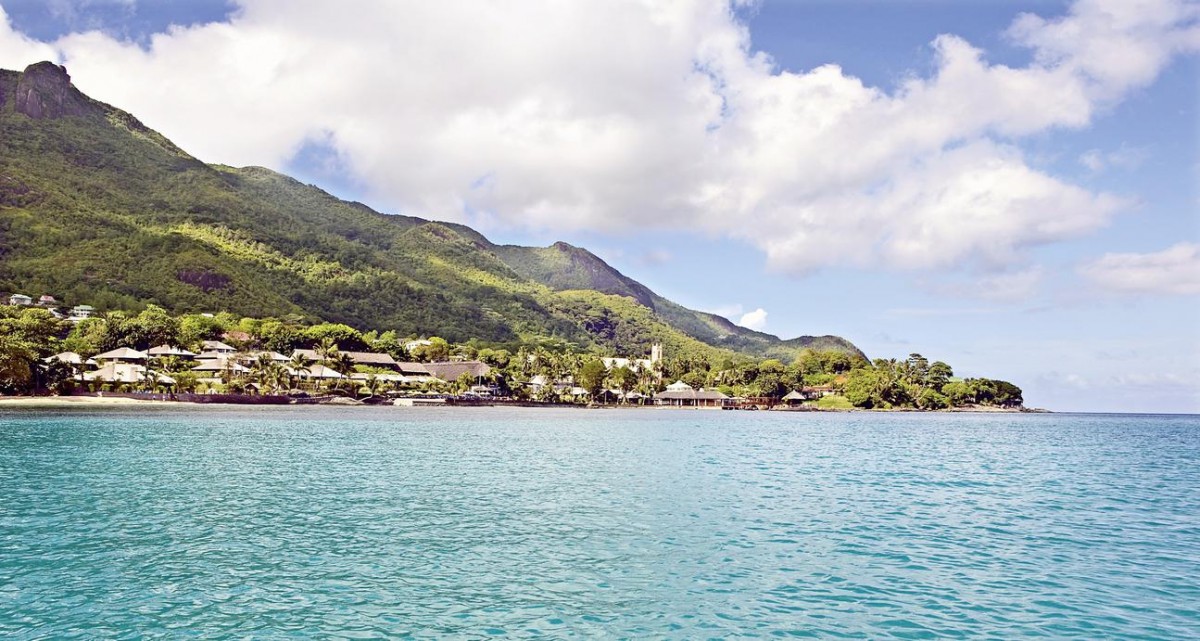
left=14, top=62, right=94, bottom=119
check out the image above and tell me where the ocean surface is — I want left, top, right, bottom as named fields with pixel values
left=1, top=407, right=1197, bottom=639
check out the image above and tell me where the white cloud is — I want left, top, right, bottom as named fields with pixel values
left=1079, top=242, right=1200, bottom=296
left=922, top=267, right=1047, bottom=303
left=738, top=307, right=767, bottom=331
left=1079, top=145, right=1151, bottom=172
left=635, top=248, right=673, bottom=267
left=0, top=0, right=1194, bottom=276
left=0, top=7, right=58, bottom=66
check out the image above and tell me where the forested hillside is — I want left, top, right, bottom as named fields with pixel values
left=0, top=61, right=863, bottom=363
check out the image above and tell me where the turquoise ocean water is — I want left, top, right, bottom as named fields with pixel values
left=1, top=406, right=1197, bottom=638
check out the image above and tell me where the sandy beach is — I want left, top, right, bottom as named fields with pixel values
left=0, top=395, right=169, bottom=407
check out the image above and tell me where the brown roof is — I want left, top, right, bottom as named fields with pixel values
left=422, top=361, right=491, bottom=381
left=393, top=362, right=432, bottom=376
left=293, top=349, right=400, bottom=368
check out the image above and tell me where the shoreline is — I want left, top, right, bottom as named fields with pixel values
left=0, top=394, right=1046, bottom=413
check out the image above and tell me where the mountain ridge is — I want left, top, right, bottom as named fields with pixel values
left=0, top=61, right=864, bottom=362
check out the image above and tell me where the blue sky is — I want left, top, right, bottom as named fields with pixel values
left=0, top=0, right=1196, bottom=412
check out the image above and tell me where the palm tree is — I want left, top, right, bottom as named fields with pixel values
left=328, top=351, right=356, bottom=392
left=361, top=373, right=382, bottom=398
left=287, top=352, right=313, bottom=390
left=315, top=337, right=339, bottom=363
left=250, top=354, right=289, bottom=394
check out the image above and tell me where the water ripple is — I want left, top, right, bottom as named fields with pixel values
left=1, top=407, right=1198, bottom=638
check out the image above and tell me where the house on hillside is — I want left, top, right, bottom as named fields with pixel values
left=68, top=305, right=95, bottom=321
left=404, top=339, right=433, bottom=352
left=148, top=345, right=198, bottom=359
left=8, top=294, right=32, bottom=306
left=201, top=340, right=237, bottom=354
left=38, top=295, right=57, bottom=306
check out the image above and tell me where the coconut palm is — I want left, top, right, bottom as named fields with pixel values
left=315, top=337, right=339, bottom=363
left=286, top=352, right=313, bottom=389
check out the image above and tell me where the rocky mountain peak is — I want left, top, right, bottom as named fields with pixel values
left=14, top=61, right=94, bottom=119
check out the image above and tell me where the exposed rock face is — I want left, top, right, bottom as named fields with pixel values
left=0, top=70, right=11, bottom=109
left=14, top=62, right=94, bottom=119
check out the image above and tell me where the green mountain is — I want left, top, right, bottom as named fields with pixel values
left=0, top=61, right=863, bottom=362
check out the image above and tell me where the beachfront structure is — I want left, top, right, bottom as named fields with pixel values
left=93, top=347, right=149, bottom=362
left=781, top=390, right=808, bottom=405
left=601, top=343, right=663, bottom=373
left=291, top=349, right=401, bottom=370
left=422, top=360, right=491, bottom=383
left=192, top=359, right=250, bottom=373
left=8, top=294, right=32, bottom=306
left=392, top=362, right=436, bottom=383
left=800, top=385, right=836, bottom=399
left=654, top=380, right=731, bottom=408
left=84, top=362, right=174, bottom=386
left=297, top=364, right=344, bottom=381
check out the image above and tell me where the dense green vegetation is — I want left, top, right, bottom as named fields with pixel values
left=0, top=304, right=1022, bottom=410
left=0, top=62, right=864, bottom=365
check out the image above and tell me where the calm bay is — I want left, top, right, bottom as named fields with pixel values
left=2, top=407, right=1198, bottom=638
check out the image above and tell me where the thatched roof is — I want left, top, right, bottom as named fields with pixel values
left=655, top=388, right=728, bottom=401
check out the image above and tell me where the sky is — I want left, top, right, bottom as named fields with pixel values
left=0, top=0, right=1197, bottom=412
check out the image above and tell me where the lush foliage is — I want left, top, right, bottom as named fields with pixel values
left=0, top=68, right=864, bottom=367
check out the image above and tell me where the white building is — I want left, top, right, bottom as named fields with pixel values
left=601, top=343, right=663, bottom=372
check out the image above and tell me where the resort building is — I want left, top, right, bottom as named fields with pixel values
left=653, top=380, right=731, bottom=408
left=601, top=343, right=663, bottom=372
left=390, top=362, right=437, bottom=384
left=148, top=345, right=198, bottom=359
left=291, top=349, right=401, bottom=370
left=93, top=347, right=149, bottom=362
left=8, top=293, right=32, bottom=306
left=201, top=340, right=238, bottom=354
left=44, top=351, right=86, bottom=366
left=422, top=360, right=491, bottom=382
left=84, top=362, right=174, bottom=386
